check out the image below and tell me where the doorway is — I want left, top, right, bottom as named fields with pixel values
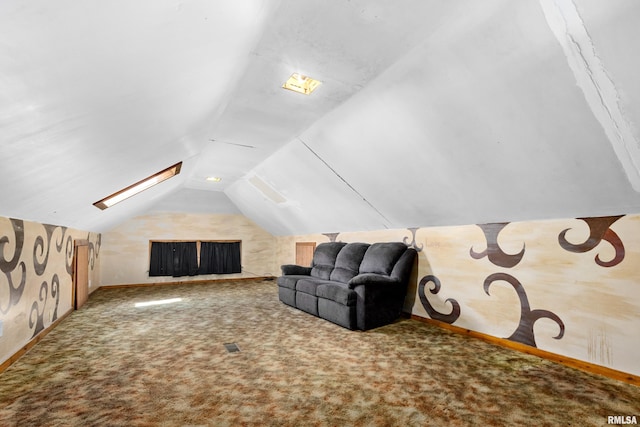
left=73, top=240, right=89, bottom=310
left=295, top=242, right=316, bottom=267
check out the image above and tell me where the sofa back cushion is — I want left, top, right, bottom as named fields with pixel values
left=310, top=242, right=347, bottom=279
left=329, top=243, right=370, bottom=283
left=359, top=242, right=408, bottom=276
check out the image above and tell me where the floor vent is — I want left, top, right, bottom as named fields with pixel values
left=224, top=343, right=240, bottom=353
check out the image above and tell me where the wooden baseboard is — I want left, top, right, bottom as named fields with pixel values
left=406, top=313, right=640, bottom=387
left=0, top=308, right=74, bottom=375
left=98, top=275, right=276, bottom=289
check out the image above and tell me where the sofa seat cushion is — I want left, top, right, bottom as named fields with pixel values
left=296, top=278, right=333, bottom=296
left=277, top=275, right=309, bottom=290
left=316, top=282, right=356, bottom=306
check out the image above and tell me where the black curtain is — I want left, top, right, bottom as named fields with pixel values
left=199, top=242, right=241, bottom=274
left=149, top=242, right=199, bottom=277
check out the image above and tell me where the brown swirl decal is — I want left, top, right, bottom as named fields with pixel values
left=28, top=275, right=61, bottom=336
left=0, top=219, right=24, bottom=272
left=418, top=275, right=461, bottom=324
left=470, top=223, right=525, bottom=268
left=29, top=280, right=49, bottom=338
left=402, top=227, right=423, bottom=252
left=322, top=233, right=340, bottom=242
left=50, top=274, right=60, bottom=322
left=1, top=219, right=27, bottom=314
left=65, top=234, right=74, bottom=276
left=558, top=215, right=625, bottom=267
left=34, top=224, right=68, bottom=276
left=483, top=273, right=564, bottom=347
left=88, top=232, right=102, bottom=270
left=1, top=263, right=26, bottom=315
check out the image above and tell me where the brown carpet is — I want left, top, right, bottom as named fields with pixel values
left=0, top=279, right=638, bottom=426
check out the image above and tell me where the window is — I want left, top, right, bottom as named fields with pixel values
left=149, top=241, right=198, bottom=277
left=148, top=240, right=241, bottom=277
left=199, top=241, right=242, bottom=274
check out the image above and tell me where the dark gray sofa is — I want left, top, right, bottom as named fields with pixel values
left=277, top=242, right=417, bottom=330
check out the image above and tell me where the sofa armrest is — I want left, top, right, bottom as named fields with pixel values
left=348, top=273, right=400, bottom=289
left=281, top=264, right=312, bottom=276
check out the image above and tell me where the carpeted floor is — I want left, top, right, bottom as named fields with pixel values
left=0, top=279, right=638, bottom=426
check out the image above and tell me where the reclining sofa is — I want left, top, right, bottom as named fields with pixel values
left=277, top=242, right=417, bottom=330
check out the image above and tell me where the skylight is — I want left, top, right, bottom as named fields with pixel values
left=93, top=161, right=182, bottom=210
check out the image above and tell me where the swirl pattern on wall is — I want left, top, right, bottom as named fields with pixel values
left=558, top=215, right=625, bottom=267
left=1, top=263, right=26, bottom=315
left=402, top=227, right=423, bottom=252
left=28, top=274, right=62, bottom=340
left=470, top=222, right=525, bottom=268
left=34, top=224, right=68, bottom=276
left=322, top=233, right=340, bottom=242
left=1, top=219, right=27, bottom=314
left=88, top=233, right=102, bottom=269
left=0, top=219, right=24, bottom=272
left=483, top=273, right=565, bottom=347
left=51, top=274, right=60, bottom=322
left=1, top=218, right=101, bottom=341
left=418, top=275, right=461, bottom=324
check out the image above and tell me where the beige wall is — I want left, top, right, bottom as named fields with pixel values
left=0, top=216, right=101, bottom=366
left=100, top=213, right=277, bottom=286
left=274, top=215, right=640, bottom=377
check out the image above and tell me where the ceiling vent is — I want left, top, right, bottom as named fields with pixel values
left=249, top=176, right=287, bottom=204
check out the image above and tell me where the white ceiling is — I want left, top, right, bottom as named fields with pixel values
left=1, top=0, right=640, bottom=235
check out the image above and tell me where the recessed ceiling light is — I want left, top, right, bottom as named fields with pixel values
left=206, top=176, right=222, bottom=182
left=282, top=73, right=321, bottom=95
left=93, top=162, right=182, bottom=210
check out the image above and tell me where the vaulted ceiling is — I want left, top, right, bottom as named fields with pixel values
left=2, top=0, right=640, bottom=235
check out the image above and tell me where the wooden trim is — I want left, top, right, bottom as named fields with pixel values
left=99, top=275, right=276, bottom=289
left=0, top=308, right=74, bottom=375
left=407, top=313, right=640, bottom=387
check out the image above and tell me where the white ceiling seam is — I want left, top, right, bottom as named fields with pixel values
left=210, top=139, right=257, bottom=149
left=539, top=0, right=640, bottom=192
left=298, top=137, right=391, bottom=227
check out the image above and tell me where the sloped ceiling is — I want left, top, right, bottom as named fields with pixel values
left=1, top=0, right=640, bottom=235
